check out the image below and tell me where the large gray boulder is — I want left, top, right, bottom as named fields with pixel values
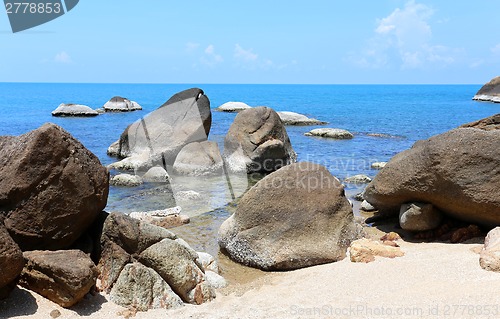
left=110, top=262, right=183, bottom=311
left=97, top=213, right=217, bottom=310
left=218, top=162, right=362, bottom=270
left=173, top=141, right=223, bottom=176
left=399, top=202, right=443, bottom=231
left=364, top=127, right=500, bottom=227
left=19, top=250, right=98, bottom=308
left=108, top=88, right=211, bottom=170
left=51, top=103, right=99, bottom=117
left=0, top=224, right=24, bottom=299
left=0, top=123, right=109, bottom=251
left=277, top=111, right=327, bottom=126
left=473, top=76, right=500, bottom=103
left=103, top=96, right=142, bottom=112
left=223, top=107, right=296, bottom=173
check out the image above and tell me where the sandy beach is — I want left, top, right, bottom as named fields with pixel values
left=2, top=228, right=498, bottom=319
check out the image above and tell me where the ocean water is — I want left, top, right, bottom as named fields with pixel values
left=1, top=83, right=498, bottom=253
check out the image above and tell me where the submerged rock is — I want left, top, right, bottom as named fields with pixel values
left=472, top=76, right=500, bottom=103
left=371, top=162, right=387, bottom=170
left=103, top=96, right=142, bottom=112
left=215, top=101, right=251, bottom=112
left=344, top=174, right=372, bottom=184
left=277, top=111, right=327, bottom=126
left=304, top=128, right=354, bottom=139
left=173, top=141, right=223, bottom=176
left=0, top=123, right=109, bottom=251
left=223, top=106, right=297, bottom=173
left=51, top=103, right=99, bottom=117
left=218, top=162, right=362, bottom=270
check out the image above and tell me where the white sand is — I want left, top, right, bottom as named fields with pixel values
left=1, top=239, right=498, bottom=319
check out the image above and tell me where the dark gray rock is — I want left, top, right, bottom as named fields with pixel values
left=218, top=162, right=362, bottom=270
left=399, top=202, right=443, bottom=231
left=223, top=106, right=296, bottom=173
left=0, top=123, right=109, bottom=251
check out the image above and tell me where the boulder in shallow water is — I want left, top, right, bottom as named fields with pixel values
left=277, top=111, right=327, bottom=126
left=108, top=88, right=211, bottom=170
left=472, top=76, right=500, bottom=103
left=344, top=174, right=372, bottom=184
left=304, top=128, right=353, bottom=139
left=142, top=166, right=169, bottom=183
left=371, top=162, right=387, bottom=170
left=223, top=106, right=296, bottom=173
left=173, top=141, right=223, bottom=176
left=364, top=126, right=500, bottom=227
left=218, top=162, right=362, bottom=270
left=0, top=123, right=109, bottom=251
left=103, top=96, right=142, bottom=112
left=51, top=103, right=99, bottom=117
left=110, top=173, right=143, bottom=187
left=215, top=101, right=251, bottom=112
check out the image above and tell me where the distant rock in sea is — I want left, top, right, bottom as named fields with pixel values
left=304, top=128, right=354, bottom=139
left=103, top=96, right=142, bottom=112
left=215, top=101, right=252, bottom=112
left=277, top=111, right=327, bottom=126
left=473, top=76, right=500, bottom=103
left=51, top=103, right=99, bottom=117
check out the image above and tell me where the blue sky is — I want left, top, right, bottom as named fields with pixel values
left=0, top=0, right=499, bottom=84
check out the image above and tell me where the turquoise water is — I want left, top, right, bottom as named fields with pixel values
left=1, top=83, right=498, bottom=214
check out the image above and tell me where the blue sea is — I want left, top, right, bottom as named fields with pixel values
left=1, top=83, right=498, bottom=253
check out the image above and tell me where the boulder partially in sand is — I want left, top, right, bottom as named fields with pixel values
left=304, top=128, right=354, bottom=139
left=98, top=213, right=217, bottom=310
left=0, top=224, right=24, bottom=299
left=472, top=76, right=500, bottom=103
left=218, top=162, right=362, bottom=270
left=51, top=103, right=99, bottom=117
left=109, top=88, right=211, bottom=170
left=480, top=227, right=500, bottom=272
left=173, top=141, right=223, bottom=176
left=110, top=262, right=184, bottom=311
left=277, top=111, right=327, bottom=126
left=399, top=202, right=443, bottom=232
left=19, top=250, right=98, bottom=308
left=103, top=96, right=142, bottom=112
left=139, top=239, right=215, bottom=304
left=223, top=107, right=297, bottom=173
left=0, top=123, right=109, bottom=251
left=364, top=127, right=500, bottom=227
left=215, top=101, right=251, bottom=112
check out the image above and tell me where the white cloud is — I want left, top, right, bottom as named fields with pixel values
left=54, top=51, right=72, bottom=64
left=234, top=44, right=258, bottom=62
left=185, top=42, right=200, bottom=53
left=200, top=44, right=223, bottom=67
left=491, top=43, right=500, bottom=55
left=350, top=1, right=459, bottom=69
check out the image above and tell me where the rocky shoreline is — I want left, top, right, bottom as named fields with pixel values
left=1, top=87, right=500, bottom=318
